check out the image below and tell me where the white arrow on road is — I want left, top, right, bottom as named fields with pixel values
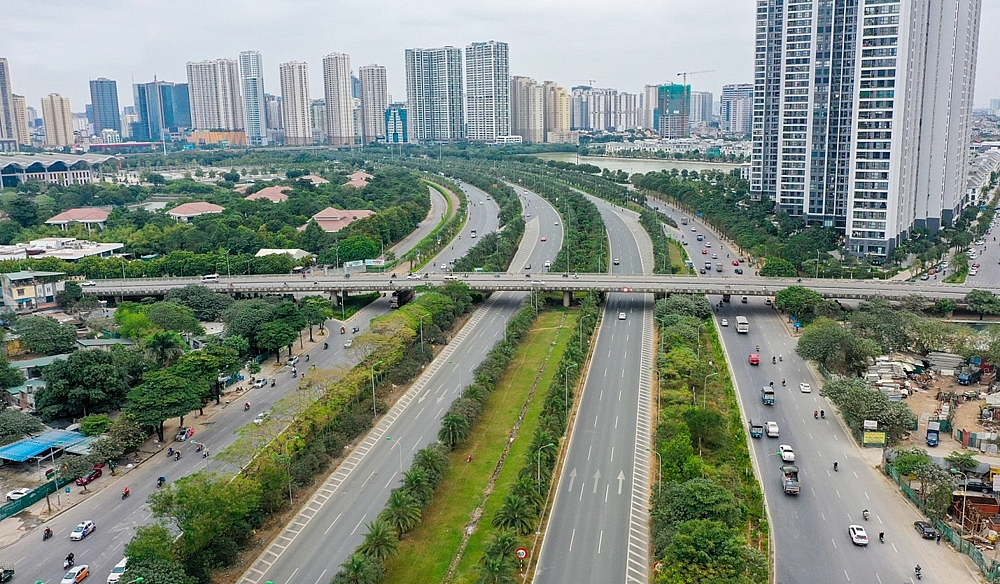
left=436, top=395, right=446, bottom=403
left=593, top=469, right=601, bottom=494
left=617, top=470, right=626, bottom=494
left=418, top=389, right=431, bottom=403
left=568, top=468, right=577, bottom=492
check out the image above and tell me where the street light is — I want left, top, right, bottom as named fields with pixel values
left=563, top=362, right=579, bottom=422
left=283, top=436, right=300, bottom=506
left=417, top=313, right=429, bottom=350
left=536, top=442, right=556, bottom=494
left=386, top=435, right=403, bottom=473
left=371, top=360, right=384, bottom=422
left=703, top=371, right=718, bottom=408
left=951, top=469, right=970, bottom=538
left=696, top=322, right=706, bottom=361
left=646, top=447, right=662, bottom=497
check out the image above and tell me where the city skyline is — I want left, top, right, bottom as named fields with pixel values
left=5, top=1, right=997, bottom=114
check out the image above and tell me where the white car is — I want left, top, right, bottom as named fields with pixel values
left=344, top=339, right=353, bottom=348
left=779, top=445, right=795, bottom=462
left=554, top=221, right=559, bottom=225
left=618, top=312, right=627, bottom=320
left=849, top=524, right=869, bottom=546
left=720, top=318, right=729, bottom=327
left=531, top=280, right=546, bottom=286
left=81, top=281, right=96, bottom=287
left=70, top=520, right=96, bottom=540
left=765, top=421, right=779, bottom=437
left=61, top=565, right=89, bottom=584
left=253, top=413, right=268, bottom=425
left=5, top=487, right=30, bottom=501
left=107, top=557, right=128, bottom=583
left=799, top=382, right=811, bottom=393
left=406, top=274, right=420, bottom=280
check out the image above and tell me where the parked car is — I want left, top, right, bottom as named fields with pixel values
left=75, top=467, right=102, bottom=486
left=107, top=557, right=128, bottom=583
left=732, top=260, right=740, bottom=266
left=70, top=520, right=96, bottom=540
left=734, top=268, right=744, bottom=275
left=253, top=378, right=267, bottom=388
left=914, top=521, right=937, bottom=539
left=5, top=488, right=30, bottom=501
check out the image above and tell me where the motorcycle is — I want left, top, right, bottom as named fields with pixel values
left=814, top=411, right=819, bottom=419
left=157, top=476, right=165, bottom=488
left=244, top=402, right=250, bottom=411
left=306, top=354, right=310, bottom=362
left=772, top=356, right=776, bottom=364
left=271, top=380, right=276, bottom=387
left=167, top=447, right=174, bottom=457
left=833, top=462, right=839, bottom=472
left=64, top=556, right=74, bottom=569
left=43, top=528, right=52, bottom=541
left=324, top=342, right=329, bottom=349
left=174, top=451, right=181, bottom=461
left=195, top=444, right=203, bottom=452
left=821, top=410, right=825, bottom=419
left=121, top=488, right=130, bottom=499
left=863, top=510, right=870, bottom=521
left=915, top=565, right=922, bottom=580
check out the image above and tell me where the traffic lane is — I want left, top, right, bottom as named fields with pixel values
left=714, top=299, right=978, bottom=583
left=593, top=203, right=643, bottom=276
left=428, top=181, right=499, bottom=271
left=534, top=293, right=646, bottom=584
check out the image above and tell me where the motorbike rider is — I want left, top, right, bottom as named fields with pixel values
left=122, top=486, right=130, bottom=497
left=244, top=401, right=250, bottom=411
left=43, top=527, right=52, bottom=539
left=781, top=378, right=786, bottom=386
left=833, top=461, right=839, bottom=471
left=820, top=409, right=825, bottom=418
left=772, top=356, right=776, bottom=364
left=65, top=553, right=75, bottom=566
left=863, top=509, right=870, bottom=520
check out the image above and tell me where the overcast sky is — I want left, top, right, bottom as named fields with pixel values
left=3, top=0, right=999, bottom=112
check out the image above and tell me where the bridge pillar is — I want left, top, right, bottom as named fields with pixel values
left=330, top=291, right=339, bottom=307
left=563, top=290, right=571, bottom=307
left=342, top=290, right=349, bottom=306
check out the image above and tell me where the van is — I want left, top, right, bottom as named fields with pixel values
left=107, top=557, right=128, bottom=583
left=201, top=273, right=219, bottom=282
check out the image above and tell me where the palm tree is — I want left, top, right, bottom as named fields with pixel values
left=402, top=467, right=433, bottom=507
left=491, top=493, right=535, bottom=535
left=475, top=555, right=516, bottom=584
left=414, top=446, right=450, bottom=483
left=438, top=413, right=470, bottom=449
left=510, top=476, right=545, bottom=515
left=143, top=330, right=186, bottom=366
left=332, top=552, right=381, bottom=584
left=379, top=490, right=422, bottom=539
left=482, top=529, right=518, bottom=560
left=358, top=518, right=398, bottom=563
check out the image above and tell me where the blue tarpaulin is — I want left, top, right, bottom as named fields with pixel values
left=0, top=429, right=87, bottom=462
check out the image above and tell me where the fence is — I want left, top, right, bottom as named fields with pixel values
left=0, top=478, right=64, bottom=522
left=885, top=464, right=1000, bottom=581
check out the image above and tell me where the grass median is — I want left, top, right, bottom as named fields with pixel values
left=381, top=307, right=579, bottom=584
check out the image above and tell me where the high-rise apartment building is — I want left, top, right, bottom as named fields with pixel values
left=132, top=80, right=190, bottom=141
left=322, top=52, right=354, bottom=146
left=279, top=61, right=312, bottom=146
left=359, top=64, right=388, bottom=143
left=721, top=83, right=753, bottom=135
left=542, top=81, right=570, bottom=142
left=569, top=87, right=640, bottom=132
left=511, top=76, right=544, bottom=143
left=405, top=47, right=465, bottom=142
left=751, top=0, right=982, bottom=257
left=187, top=59, right=243, bottom=131
left=689, top=91, right=714, bottom=124
left=385, top=103, right=408, bottom=143
left=465, top=41, right=510, bottom=142
left=0, top=59, right=15, bottom=143
left=10, top=95, right=29, bottom=145
left=239, top=51, right=268, bottom=146
left=88, top=78, right=121, bottom=133
left=311, top=99, right=327, bottom=144
left=656, top=84, right=689, bottom=138
left=41, top=94, right=73, bottom=146
left=642, top=84, right=660, bottom=129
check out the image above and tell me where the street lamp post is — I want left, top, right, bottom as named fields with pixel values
left=417, top=313, right=429, bottom=351
left=371, top=360, right=383, bottom=422
left=386, top=435, right=403, bottom=473
left=703, top=371, right=718, bottom=408
left=564, top=362, right=578, bottom=422
left=952, top=469, right=970, bottom=538
left=536, top=442, right=556, bottom=494
left=646, top=447, right=662, bottom=497
left=696, top=322, right=706, bottom=361
left=284, top=436, right=300, bottom=506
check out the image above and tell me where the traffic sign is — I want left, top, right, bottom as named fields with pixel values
left=622, top=287, right=630, bottom=293
left=654, top=561, right=663, bottom=571
left=515, top=547, right=528, bottom=559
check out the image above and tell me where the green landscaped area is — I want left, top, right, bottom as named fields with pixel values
left=336, top=291, right=380, bottom=321
left=668, top=239, right=692, bottom=274
left=381, top=307, right=579, bottom=584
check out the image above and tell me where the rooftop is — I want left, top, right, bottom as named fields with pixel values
left=303, top=207, right=375, bottom=233
left=245, top=186, right=291, bottom=203
left=255, top=248, right=312, bottom=260
left=45, top=208, right=110, bottom=224
left=0, top=153, right=113, bottom=170
left=2, top=270, right=65, bottom=281
left=167, top=202, right=226, bottom=217
left=301, top=174, right=330, bottom=185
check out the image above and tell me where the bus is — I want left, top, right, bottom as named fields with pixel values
left=735, top=316, right=749, bottom=333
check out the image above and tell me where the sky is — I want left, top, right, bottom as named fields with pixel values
left=3, top=0, right=1000, bottom=113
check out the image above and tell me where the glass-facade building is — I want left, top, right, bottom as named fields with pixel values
left=89, top=78, right=121, bottom=133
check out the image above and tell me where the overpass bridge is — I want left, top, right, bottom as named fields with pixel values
left=87, top=272, right=981, bottom=303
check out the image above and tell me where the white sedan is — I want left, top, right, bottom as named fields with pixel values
left=618, top=312, right=627, bottom=320
left=5, top=488, right=30, bottom=501
left=778, top=445, right=795, bottom=462
left=720, top=318, right=729, bottom=327
left=799, top=382, right=811, bottom=393
left=849, top=524, right=869, bottom=546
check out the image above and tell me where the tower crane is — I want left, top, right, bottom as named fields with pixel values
left=675, top=70, right=715, bottom=135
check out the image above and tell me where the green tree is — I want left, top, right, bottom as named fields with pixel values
left=125, top=369, right=202, bottom=441
left=107, top=413, right=148, bottom=452
left=79, top=413, right=111, bottom=436
left=659, top=519, right=767, bottom=584
left=358, top=518, right=399, bottom=562
left=0, top=407, right=44, bottom=445
left=759, top=257, right=797, bottom=277
left=35, top=349, right=130, bottom=420
left=124, top=524, right=190, bottom=577
left=14, top=316, right=78, bottom=355
left=379, top=490, right=422, bottom=539
left=475, top=556, right=516, bottom=584
left=774, top=286, right=823, bottom=317
left=332, top=553, right=383, bottom=584
left=438, top=412, right=470, bottom=449
left=256, top=321, right=297, bottom=361
left=0, top=355, right=23, bottom=389
left=491, top=492, right=535, bottom=535
left=651, top=478, right=741, bottom=554
left=145, top=302, right=204, bottom=334
left=935, top=298, right=957, bottom=316
left=401, top=467, right=433, bottom=507
left=144, top=330, right=187, bottom=366
left=58, top=454, right=98, bottom=489
left=945, top=450, right=979, bottom=472
left=57, top=281, right=84, bottom=310
left=165, top=284, right=234, bottom=321
left=299, top=220, right=329, bottom=254
left=965, top=289, right=1000, bottom=320
left=300, top=296, right=333, bottom=341
left=221, top=334, right=251, bottom=357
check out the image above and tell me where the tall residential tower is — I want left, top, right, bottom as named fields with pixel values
left=239, top=51, right=268, bottom=146
left=279, top=61, right=312, bottom=146
left=89, top=78, right=121, bottom=133
left=322, top=52, right=354, bottom=146
left=186, top=59, right=243, bottom=131
left=405, top=46, right=464, bottom=142
left=41, top=93, right=73, bottom=146
left=720, top=83, right=753, bottom=135
left=359, top=64, right=388, bottom=143
left=465, top=41, right=510, bottom=142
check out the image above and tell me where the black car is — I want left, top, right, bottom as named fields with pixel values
left=914, top=521, right=937, bottom=539
left=734, top=268, right=744, bottom=275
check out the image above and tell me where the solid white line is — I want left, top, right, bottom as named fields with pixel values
left=569, top=528, right=576, bottom=552
left=350, top=515, right=367, bottom=535
left=282, top=568, right=299, bottom=584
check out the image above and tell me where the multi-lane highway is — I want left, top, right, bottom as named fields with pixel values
left=237, top=186, right=563, bottom=584
left=0, top=181, right=500, bottom=584
left=534, top=197, right=652, bottom=584
left=656, top=199, right=981, bottom=581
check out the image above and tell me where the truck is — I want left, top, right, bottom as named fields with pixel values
left=749, top=420, right=764, bottom=439
left=781, top=465, right=800, bottom=494
left=958, top=367, right=982, bottom=386
left=761, top=386, right=775, bottom=405
left=735, top=316, right=749, bottom=333
left=926, top=421, right=940, bottom=447
left=389, top=289, right=414, bottom=309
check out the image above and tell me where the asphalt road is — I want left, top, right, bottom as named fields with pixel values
left=237, top=187, right=562, bottom=584
left=535, top=196, right=652, bottom=584
left=387, top=184, right=450, bottom=260
left=0, top=182, right=503, bottom=584
left=662, top=200, right=980, bottom=582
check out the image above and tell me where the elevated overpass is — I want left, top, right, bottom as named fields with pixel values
left=87, top=272, right=981, bottom=302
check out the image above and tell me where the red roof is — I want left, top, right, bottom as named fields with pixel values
left=167, top=202, right=225, bottom=217
left=45, top=208, right=109, bottom=224
left=303, top=207, right=375, bottom=233
left=245, top=186, right=291, bottom=203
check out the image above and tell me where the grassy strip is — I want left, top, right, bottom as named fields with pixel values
left=380, top=309, right=578, bottom=584
left=648, top=296, right=768, bottom=580
left=639, top=207, right=682, bottom=274
left=669, top=239, right=693, bottom=274
left=400, top=178, right=468, bottom=273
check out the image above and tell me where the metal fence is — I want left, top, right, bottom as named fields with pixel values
left=0, top=476, right=76, bottom=522
left=885, top=464, right=1000, bottom=581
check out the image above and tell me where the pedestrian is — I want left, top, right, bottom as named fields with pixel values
left=936, top=534, right=941, bottom=545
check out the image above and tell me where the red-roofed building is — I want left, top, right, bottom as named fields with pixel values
left=301, top=174, right=330, bottom=185
left=45, top=208, right=110, bottom=231
left=302, top=207, right=375, bottom=233
left=245, top=186, right=291, bottom=203
left=344, top=170, right=374, bottom=189
left=167, top=202, right=226, bottom=223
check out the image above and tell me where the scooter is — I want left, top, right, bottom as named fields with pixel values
left=157, top=476, right=165, bottom=488
left=271, top=380, right=276, bottom=387
left=43, top=528, right=52, bottom=541
left=244, top=402, right=250, bottom=411
left=195, top=444, right=203, bottom=452
left=814, top=411, right=819, bottom=419
left=324, top=342, right=329, bottom=349
left=121, top=488, right=130, bottom=499
left=174, top=451, right=181, bottom=461
left=863, top=509, right=870, bottom=521
left=820, top=410, right=825, bottom=418
left=915, top=566, right=922, bottom=580
left=64, top=556, right=74, bottom=569
left=167, top=447, right=174, bottom=457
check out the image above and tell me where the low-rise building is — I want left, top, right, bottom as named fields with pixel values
left=244, top=186, right=290, bottom=203
left=0, top=270, right=66, bottom=311
left=344, top=170, right=373, bottom=188
left=76, top=338, right=136, bottom=352
left=255, top=248, right=312, bottom=261
left=0, top=238, right=124, bottom=262
left=302, top=207, right=375, bottom=233
left=44, top=208, right=110, bottom=231
left=167, top=201, right=226, bottom=222
left=0, top=153, right=113, bottom=190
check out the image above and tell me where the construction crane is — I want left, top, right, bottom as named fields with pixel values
left=568, top=79, right=598, bottom=87
left=675, top=70, right=715, bottom=135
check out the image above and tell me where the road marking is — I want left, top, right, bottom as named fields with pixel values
left=610, top=447, right=615, bottom=462
left=874, top=573, right=881, bottom=583
left=415, top=407, right=425, bottom=419
left=598, top=530, right=604, bottom=554
left=891, top=543, right=898, bottom=553
left=593, top=470, right=601, bottom=493
left=579, top=484, right=585, bottom=500
left=323, top=514, right=342, bottom=534
left=350, top=515, right=367, bottom=535
left=600, top=389, right=604, bottom=400
left=617, top=470, right=626, bottom=494
left=312, top=570, right=328, bottom=584
left=384, top=472, right=397, bottom=489
left=588, top=445, right=592, bottom=460
left=604, top=368, right=608, bottom=377
left=569, top=528, right=576, bottom=552
left=619, top=390, right=622, bottom=401
left=605, top=484, right=610, bottom=502
left=844, top=570, right=850, bottom=581
left=594, top=414, right=599, bottom=427
left=832, top=538, right=837, bottom=548
left=621, top=368, right=625, bottom=378
left=412, top=437, right=422, bottom=451
left=360, top=471, right=375, bottom=488
left=568, top=468, right=577, bottom=492
left=615, top=416, right=619, bottom=429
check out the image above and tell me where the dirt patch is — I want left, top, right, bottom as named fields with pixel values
left=899, top=374, right=988, bottom=452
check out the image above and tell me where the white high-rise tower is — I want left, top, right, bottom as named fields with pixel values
left=280, top=61, right=312, bottom=146
left=464, top=41, right=509, bottom=142
left=322, top=52, right=354, bottom=146
left=239, top=51, right=268, bottom=146
left=187, top=59, right=243, bottom=131
left=359, top=64, right=388, bottom=144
